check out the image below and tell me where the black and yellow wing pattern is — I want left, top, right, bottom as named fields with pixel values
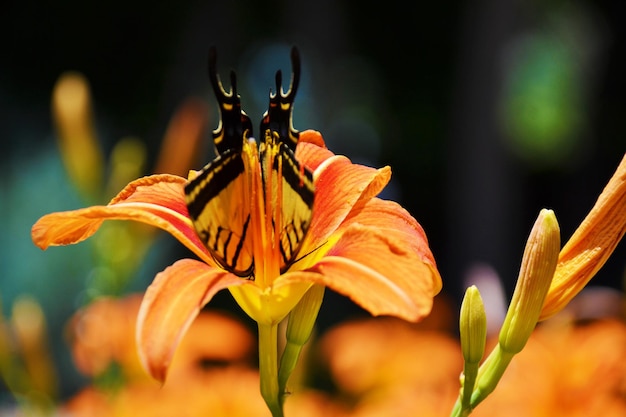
left=259, top=48, right=314, bottom=273
left=185, top=47, right=314, bottom=278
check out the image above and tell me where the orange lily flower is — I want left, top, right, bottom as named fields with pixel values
left=31, top=129, right=441, bottom=382
left=540, top=153, right=626, bottom=320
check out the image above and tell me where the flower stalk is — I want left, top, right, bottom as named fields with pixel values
left=258, top=323, right=284, bottom=417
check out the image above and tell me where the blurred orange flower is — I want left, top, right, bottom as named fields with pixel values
left=472, top=318, right=626, bottom=417
left=67, top=294, right=256, bottom=384
left=317, top=317, right=461, bottom=417
left=63, top=294, right=348, bottom=417
left=65, top=366, right=351, bottom=417
left=64, top=367, right=270, bottom=417
left=314, top=309, right=626, bottom=417
left=68, top=294, right=146, bottom=380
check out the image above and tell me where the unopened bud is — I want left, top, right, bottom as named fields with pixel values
left=460, top=285, right=487, bottom=365
left=499, top=209, right=560, bottom=353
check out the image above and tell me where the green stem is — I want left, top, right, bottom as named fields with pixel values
left=278, top=285, right=324, bottom=395
left=461, top=362, right=479, bottom=410
left=450, top=345, right=516, bottom=417
left=258, top=322, right=284, bottom=417
left=471, top=344, right=514, bottom=407
left=450, top=399, right=471, bottom=417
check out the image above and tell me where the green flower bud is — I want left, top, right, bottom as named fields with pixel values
left=278, top=284, right=325, bottom=394
left=459, top=285, right=487, bottom=410
left=499, top=209, right=560, bottom=353
left=460, top=285, right=487, bottom=365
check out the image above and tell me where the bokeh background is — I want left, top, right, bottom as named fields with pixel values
left=2, top=0, right=625, bottom=406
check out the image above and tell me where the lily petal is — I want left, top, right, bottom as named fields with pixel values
left=135, top=258, right=243, bottom=382
left=282, top=223, right=437, bottom=321
left=298, top=129, right=327, bottom=149
left=306, top=154, right=392, bottom=248
left=341, top=198, right=442, bottom=293
left=540, top=154, right=626, bottom=320
left=295, top=135, right=334, bottom=172
left=31, top=174, right=212, bottom=264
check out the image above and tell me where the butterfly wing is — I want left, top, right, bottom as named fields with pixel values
left=262, top=141, right=314, bottom=272
left=184, top=48, right=254, bottom=277
left=260, top=47, right=315, bottom=272
left=185, top=46, right=314, bottom=276
left=185, top=150, right=253, bottom=277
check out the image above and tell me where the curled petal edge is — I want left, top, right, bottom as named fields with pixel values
left=305, top=154, right=392, bottom=251
left=31, top=174, right=213, bottom=265
left=136, top=258, right=244, bottom=382
left=340, top=197, right=441, bottom=292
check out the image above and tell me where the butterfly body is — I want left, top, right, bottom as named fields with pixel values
left=184, top=47, right=314, bottom=279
